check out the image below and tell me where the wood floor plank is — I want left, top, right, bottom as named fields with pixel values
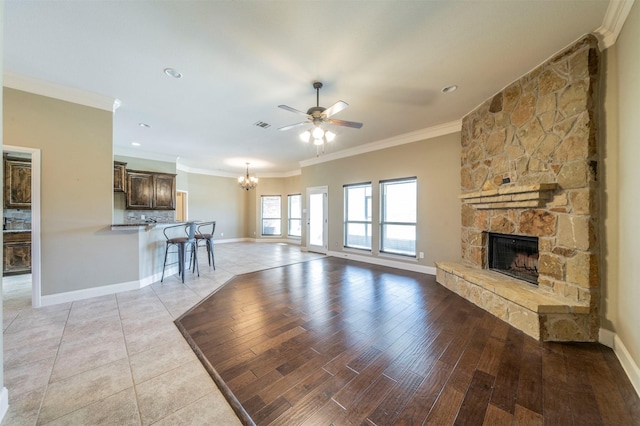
left=422, top=382, right=465, bottom=425
left=513, top=404, right=543, bottom=426
left=273, top=366, right=357, bottom=425
left=331, top=373, right=396, bottom=425
left=490, top=327, right=524, bottom=414
left=394, top=359, right=454, bottom=424
left=482, top=404, right=513, bottom=425
left=366, top=370, right=424, bottom=426
left=175, top=257, right=640, bottom=426
left=453, top=369, right=495, bottom=425
left=517, top=338, right=543, bottom=415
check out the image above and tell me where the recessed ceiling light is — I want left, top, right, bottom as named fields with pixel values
left=138, top=122, right=151, bottom=128
left=131, top=142, right=141, bottom=147
left=442, top=85, right=458, bottom=93
left=164, top=68, right=183, bottom=79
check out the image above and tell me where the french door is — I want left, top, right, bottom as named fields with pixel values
left=306, top=186, right=328, bottom=254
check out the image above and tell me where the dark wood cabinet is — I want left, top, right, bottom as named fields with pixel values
left=153, top=173, right=176, bottom=209
left=125, top=170, right=176, bottom=210
left=4, top=156, right=31, bottom=209
left=113, top=161, right=127, bottom=192
left=3, top=231, right=31, bottom=276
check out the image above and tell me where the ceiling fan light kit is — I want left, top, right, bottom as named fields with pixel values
left=278, top=81, right=363, bottom=153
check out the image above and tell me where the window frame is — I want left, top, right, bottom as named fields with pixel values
left=261, top=195, right=282, bottom=236
left=343, top=182, right=373, bottom=251
left=379, top=177, right=417, bottom=257
left=287, top=193, right=302, bottom=238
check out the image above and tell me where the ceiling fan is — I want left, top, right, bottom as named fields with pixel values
left=278, top=82, right=363, bottom=134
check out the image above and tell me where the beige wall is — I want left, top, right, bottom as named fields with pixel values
left=184, top=172, right=248, bottom=239
left=608, top=0, right=640, bottom=368
left=300, top=132, right=462, bottom=268
left=249, top=175, right=301, bottom=240
left=3, top=88, right=139, bottom=295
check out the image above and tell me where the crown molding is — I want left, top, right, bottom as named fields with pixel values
left=593, top=0, right=636, bottom=49
left=299, top=119, right=462, bottom=168
left=114, top=145, right=178, bottom=164
left=176, top=163, right=301, bottom=179
left=176, top=163, right=240, bottom=179
left=3, top=71, right=120, bottom=112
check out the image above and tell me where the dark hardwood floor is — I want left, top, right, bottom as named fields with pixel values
left=175, top=257, right=640, bottom=425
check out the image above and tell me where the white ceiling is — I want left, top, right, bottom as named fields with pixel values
left=3, top=1, right=619, bottom=177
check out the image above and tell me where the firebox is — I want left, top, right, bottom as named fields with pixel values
left=488, top=233, right=539, bottom=285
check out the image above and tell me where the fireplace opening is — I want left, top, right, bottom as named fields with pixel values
left=488, top=233, right=539, bottom=285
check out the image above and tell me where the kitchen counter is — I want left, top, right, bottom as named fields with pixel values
left=110, top=222, right=185, bottom=231
left=3, top=229, right=31, bottom=233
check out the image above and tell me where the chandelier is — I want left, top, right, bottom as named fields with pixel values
left=238, top=163, right=258, bottom=191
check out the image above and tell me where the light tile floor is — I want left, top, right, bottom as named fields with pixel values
left=2, top=242, right=323, bottom=425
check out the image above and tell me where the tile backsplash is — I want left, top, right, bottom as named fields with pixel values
left=125, top=210, right=176, bottom=223
left=4, top=209, right=32, bottom=230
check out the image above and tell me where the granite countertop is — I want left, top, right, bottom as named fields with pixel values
left=110, top=222, right=186, bottom=230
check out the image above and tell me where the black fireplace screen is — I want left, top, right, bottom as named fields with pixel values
left=488, top=233, right=539, bottom=285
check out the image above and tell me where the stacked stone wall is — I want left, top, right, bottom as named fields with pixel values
left=458, top=35, right=600, bottom=339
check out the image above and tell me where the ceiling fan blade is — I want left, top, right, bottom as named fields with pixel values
left=278, top=104, right=309, bottom=116
left=323, top=101, right=349, bottom=118
left=327, top=118, right=363, bottom=129
left=278, top=121, right=309, bottom=131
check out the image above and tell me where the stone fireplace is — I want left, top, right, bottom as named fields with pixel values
left=436, top=35, right=600, bottom=341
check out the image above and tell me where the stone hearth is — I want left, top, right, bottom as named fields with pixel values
left=436, top=35, right=600, bottom=341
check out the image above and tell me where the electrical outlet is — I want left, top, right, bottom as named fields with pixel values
left=419, top=252, right=424, bottom=259
left=220, top=232, right=223, bottom=236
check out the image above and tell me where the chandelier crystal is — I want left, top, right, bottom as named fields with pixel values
left=238, top=162, right=258, bottom=191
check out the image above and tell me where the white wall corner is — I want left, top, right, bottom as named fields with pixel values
left=600, top=328, right=640, bottom=397
left=613, top=334, right=640, bottom=397
left=593, top=0, right=636, bottom=50
left=0, top=387, right=8, bottom=423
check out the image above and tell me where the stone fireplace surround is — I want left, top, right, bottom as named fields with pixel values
left=436, top=35, right=600, bottom=341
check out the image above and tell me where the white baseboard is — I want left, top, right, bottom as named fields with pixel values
left=327, top=250, right=437, bottom=275
left=0, top=387, right=8, bottom=423
left=40, top=266, right=179, bottom=306
left=599, top=328, right=640, bottom=397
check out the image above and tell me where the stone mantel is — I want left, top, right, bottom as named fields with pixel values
left=459, top=183, right=558, bottom=209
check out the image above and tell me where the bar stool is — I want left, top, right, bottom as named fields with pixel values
left=196, top=221, right=216, bottom=270
left=161, top=222, right=199, bottom=283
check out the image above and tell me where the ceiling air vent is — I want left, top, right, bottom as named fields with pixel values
left=253, top=121, right=271, bottom=129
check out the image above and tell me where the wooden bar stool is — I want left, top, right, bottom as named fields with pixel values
left=196, top=221, right=216, bottom=270
left=161, top=222, right=199, bottom=283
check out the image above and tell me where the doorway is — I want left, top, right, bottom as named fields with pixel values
left=2, top=145, right=41, bottom=308
left=306, top=186, right=328, bottom=254
left=176, top=190, right=188, bottom=221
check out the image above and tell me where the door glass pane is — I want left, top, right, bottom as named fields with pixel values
left=309, top=193, right=324, bottom=247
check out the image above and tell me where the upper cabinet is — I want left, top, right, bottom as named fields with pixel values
left=4, top=156, right=32, bottom=209
left=113, top=161, right=127, bottom=192
left=125, top=169, right=176, bottom=210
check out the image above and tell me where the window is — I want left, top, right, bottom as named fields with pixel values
left=288, top=194, right=302, bottom=237
left=380, top=178, right=417, bottom=256
left=261, top=195, right=281, bottom=236
left=344, top=183, right=372, bottom=250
